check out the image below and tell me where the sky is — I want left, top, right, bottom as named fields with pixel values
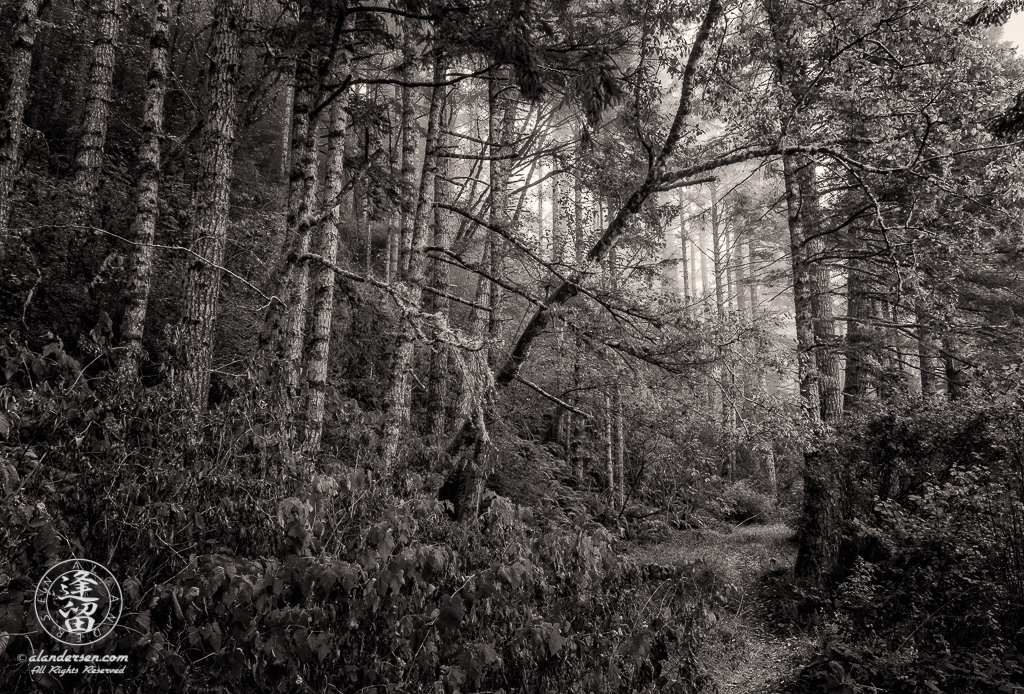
left=1004, top=12, right=1024, bottom=53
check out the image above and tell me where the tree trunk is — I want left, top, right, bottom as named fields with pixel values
left=604, top=392, right=615, bottom=497
left=807, top=195, right=842, bottom=423
left=279, top=80, right=294, bottom=185
left=699, top=210, right=711, bottom=301
left=118, top=0, right=170, bottom=379
left=614, top=385, right=625, bottom=510
left=0, top=0, right=40, bottom=245
left=843, top=257, right=872, bottom=410
left=397, top=21, right=421, bottom=279
left=425, top=95, right=454, bottom=446
left=737, top=236, right=753, bottom=317
left=766, top=0, right=844, bottom=584
left=877, top=298, right=903, bottom=400
left=72, top=0, right=120, bottom=210
left=574, top=163, right=584, bottom=266
left=679, top=189, right=691, bottom=303
left=380, top=55, right=444, bottom=474
left=748, top=240, right=758, bottom=314
left=712, top=191, right=726, bottom=313
left=783, top=155, right=821, bottom=420
left=537, top=173, right=546, bottom=257
left=304, top=53, right=350, bottom=456
left=552, top=173, right=567, bottom=265
left=917, top=300, right=942, bottom=397
left=943, top=335, right=968, bottom=400
left=261, top=49, right=321, bottom=390
left=486, top=70, right=513, bottom=362
left=793, top=448, right=843, bottom=580
left=172, top=0, right=239, bottom=414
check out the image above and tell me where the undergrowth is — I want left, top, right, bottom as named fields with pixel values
left=0, top=340, right=718, bottom=693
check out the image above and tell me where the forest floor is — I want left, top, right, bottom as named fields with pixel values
left=625, top=522, right=816, bottom=693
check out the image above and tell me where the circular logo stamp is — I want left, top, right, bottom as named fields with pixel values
left=34, top=559, right=122, bottom=646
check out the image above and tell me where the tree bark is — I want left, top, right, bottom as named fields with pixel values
left=260, top=46, right=321, bottom=388
left=486, top=69, right=514, bottom=363
left=916, top=299, right=942, bottom=397
left=0, top=0, right=40, bottom=245
left=699, top=210, right=711, bottom=301
left=552, top=173, right=567, bottom=265
left=537, top=172, right=546, bottom=257
left=380, top=55, right=444, bottom=473
left=748, top=240, right=758, bottom=314
left=613, top=384, right=625, bottom=510
left=72, top=0, right=120, bottom=210
left=397, top=21, right=421, bottom=279
left=782, top=155, right=821, bottom=421
left=679, top=189, right=691, bottom=303
left=118, top=0, right=170, bottom=379
left=765, top=0, right=843, bottom=585
left=172, top=0, right=239, bottom=414
left=604, top=392, right=615, bottom=496
left=304, top=51, right=350, bottom=455
left=943, top=335, right=968, bottom=400
left=843, top=257, right=873, bottom=410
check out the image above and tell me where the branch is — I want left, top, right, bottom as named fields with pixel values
left=309, top=74, right=352, bottom=120
left=446, top=0, right=726, bottom=453
left=514, top=376, right=593, bottom=419
left=77, top=227, right=273, bottom=303
left=301, top=252, right=491, bottom=313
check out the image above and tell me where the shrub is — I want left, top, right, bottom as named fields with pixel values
left=0, top=341, right=717, bottom=693
left=718, top=480, right=776, bottom=524
left=791, top=397, right=1024, bottom=694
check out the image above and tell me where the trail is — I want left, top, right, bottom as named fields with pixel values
left=625, top=523, right=814, bottom=693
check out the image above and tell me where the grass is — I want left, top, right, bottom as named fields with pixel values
left=624, top=522, right=813, bottom=693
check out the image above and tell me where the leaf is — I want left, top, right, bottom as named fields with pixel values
left=0, top=632, right=9, bottom=656
left=0, top=412, right=9, bottom=439
left=438, top=596, right=465, bottom=632
left=547, top=627, right=565, bottom=656
left=165, top=652, right=187, bottom=678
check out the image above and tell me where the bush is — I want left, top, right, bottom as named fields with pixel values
left=791, top=397, right=1024, bottom=694
left=0, top=341, right=717, bottom=693
left=717, top=480, right=776, bottom=524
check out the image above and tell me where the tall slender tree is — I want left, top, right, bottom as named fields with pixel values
left=119, top=0, right=170, bottom=378
left=305, top=44, right=351, bottom=455
left=72, top=0, right=121, bottom=211
left=381, top=53, right=446, bottom=473
left=173, top=0, right=240, bottom=414
left=0, top=0, right=41, bottom=246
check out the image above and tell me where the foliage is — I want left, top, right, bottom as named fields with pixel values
left=790, top=396, right=1024, bottom=693
left=715, top=480, right=777, bottom=525
left=0, top=341, right=722, bottom=693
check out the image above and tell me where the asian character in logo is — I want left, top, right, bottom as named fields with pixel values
left=55, top=570, right=101, bottom=635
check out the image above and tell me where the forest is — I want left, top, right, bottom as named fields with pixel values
left=2, top=0, right=1024, bottom=691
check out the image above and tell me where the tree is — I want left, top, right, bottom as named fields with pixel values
left=305, top=38, right=351, bottom=456
left=173, top=0, right=240, bottom=415
left=445, top=0, right=726, bottom=481
left=72, top=0, right=121, bottom=213
left=119, top=0, right=170, bottom=378
left=0, top=0, right=41, bottom=246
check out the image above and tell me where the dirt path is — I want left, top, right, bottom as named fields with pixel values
left=625, top=523, right=815, bottom=693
